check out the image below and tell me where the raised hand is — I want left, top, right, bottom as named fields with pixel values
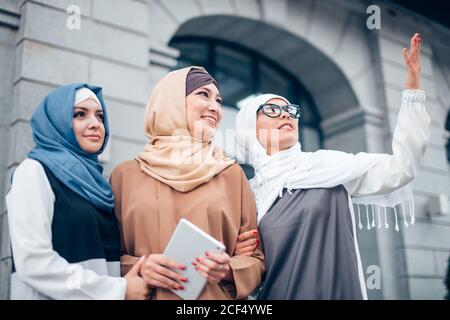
left=402, top=33, right=421, bottom=90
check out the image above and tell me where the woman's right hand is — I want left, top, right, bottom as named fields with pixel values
left=124, top=255, right=150, bottom=300
left=140, top=254, right=188, bottom=291
left=234, top=229, right=259, bottom=256
left=403, top=32, right=422, bottom=90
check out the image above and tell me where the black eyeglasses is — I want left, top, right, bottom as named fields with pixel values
left=257, top=103, right=301, bottom=119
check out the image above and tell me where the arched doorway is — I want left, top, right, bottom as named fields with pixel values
left=170, top=15, right=363, bottom=145
left=168, top=15, right=364, bottom=177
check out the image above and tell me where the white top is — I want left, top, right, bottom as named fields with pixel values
left=235, top=89, right=431, bottom=300
left=242, top=89, right=430, bottom=223
left=6, top=159, right=127, bottom=300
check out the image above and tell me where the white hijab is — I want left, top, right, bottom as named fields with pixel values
left=74, top=87, right=101, bottom=106
left=235, top=94, right=414, bottom=227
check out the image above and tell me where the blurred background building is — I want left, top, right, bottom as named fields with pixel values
left=0, top=0, right=449, bottom=299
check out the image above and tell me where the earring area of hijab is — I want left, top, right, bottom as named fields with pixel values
left=257, top=103, right=301, bottom=119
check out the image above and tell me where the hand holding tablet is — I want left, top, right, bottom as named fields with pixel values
left=163, top=218, right=229, bottom=300
left=139, top=253, right=188, bottom=292
left=192, top=249, right=232, bottom=284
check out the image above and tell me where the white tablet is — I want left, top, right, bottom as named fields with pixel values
left=163, top=218, right=226, bottom=300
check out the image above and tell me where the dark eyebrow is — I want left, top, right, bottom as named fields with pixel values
left=74, top=106, right=103, bottom=112
left=197, top=86, right=222, bottom=100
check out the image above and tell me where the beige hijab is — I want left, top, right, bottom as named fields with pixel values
left=136, top=66, right=235, bottom=192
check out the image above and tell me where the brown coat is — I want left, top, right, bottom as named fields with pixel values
left=110, top=160, right=264, bottom=300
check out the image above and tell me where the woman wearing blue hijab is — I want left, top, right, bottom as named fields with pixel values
left=6, top=83, right=148, bottom=299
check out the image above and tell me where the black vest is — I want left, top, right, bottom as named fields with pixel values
left=12, top=162, right=121, bottom=272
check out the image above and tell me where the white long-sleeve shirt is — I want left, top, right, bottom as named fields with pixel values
left=6, top=159, right=127, bottom=300
left=345, top=89, right=431, bottom=196
left=343, top=89, right=430, bottom=300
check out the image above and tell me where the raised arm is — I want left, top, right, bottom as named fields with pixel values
left=346, top=33, right=431, bottom=197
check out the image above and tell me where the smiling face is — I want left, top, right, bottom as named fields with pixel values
left=185, top=82, right=223, bottom=141
left=256, top=98, right=299, bottom=155
left=72, top=98, right=105, bottom=153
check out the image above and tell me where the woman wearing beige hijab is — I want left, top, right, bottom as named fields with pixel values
left=110, top=66, right=264, bottom=300
left=234, top=33, right=429, bottom=299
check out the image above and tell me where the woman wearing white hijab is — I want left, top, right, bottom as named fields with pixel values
left=234, top=33, right=430, bottom=299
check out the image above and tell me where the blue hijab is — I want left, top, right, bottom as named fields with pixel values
left=28, top=83, right=114, bottom=213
